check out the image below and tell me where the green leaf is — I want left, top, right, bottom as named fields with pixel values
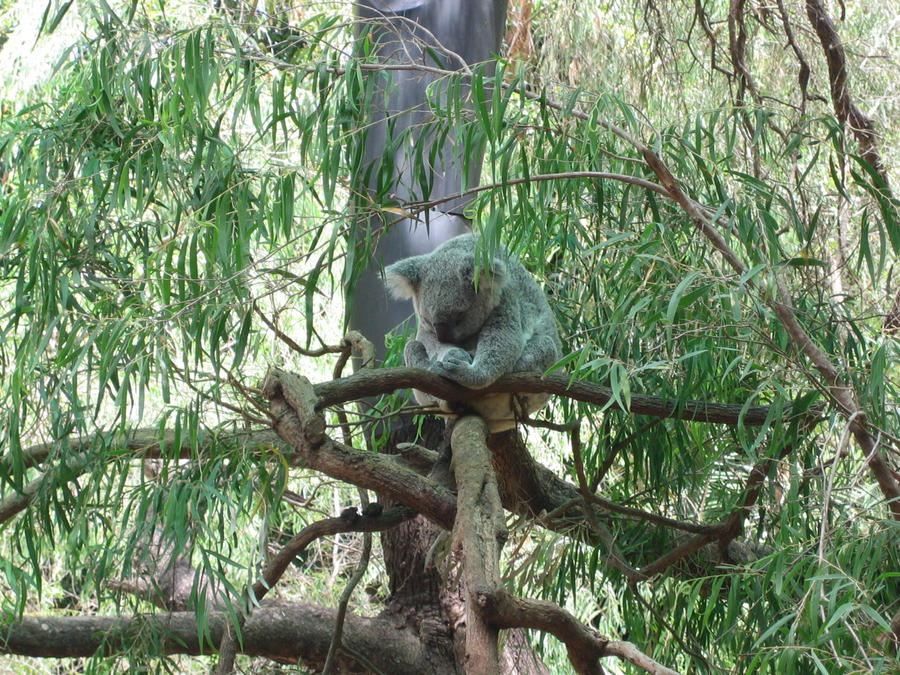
left=666, top=271, right=701, bottom=324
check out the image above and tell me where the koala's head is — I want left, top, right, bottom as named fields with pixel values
left=385, top=235, right=507, bottom=344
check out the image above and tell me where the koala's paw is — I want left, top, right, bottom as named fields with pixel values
left=433, top=349, right=491, bottom=389
left=439, top=347, right=472, bottom=367
left=404, top=340, right=430, bottom=369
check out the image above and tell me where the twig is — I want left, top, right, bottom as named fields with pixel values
left=627, top=582, right=710, bottom=671
left=253, top=302, right=346, bottom=358
left=323, top=494, right=373, bottom=674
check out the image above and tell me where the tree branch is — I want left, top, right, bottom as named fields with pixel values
left=4, top=428, right=283, bottom=474
left=217, top=505, right=413, bottom=674
left=450, top=416, right=679, bottom=675
left=315, top=368, right=782, bottom=426
left=263, top=368, right=458, bottom=528
left=630, top=103, right=900, bottom=521
left=805, top=0, right=891, bottom=190
left=451, top=416, right=505, bottom=673
left=481, top=591, right=679, bottom=675
left=0, top=606, right=452, bottom=674
left=0, top=429, right=285, bottom=527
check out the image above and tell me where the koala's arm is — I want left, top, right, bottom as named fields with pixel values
left=405, top=329, right=470, bottom=370
left=403, top=338, right=431, bottom=369
left=514, top=314, right=562, bottom=373
left=433, top=305, right=522, bottom=389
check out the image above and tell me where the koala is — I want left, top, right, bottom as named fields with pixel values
left=384, top=234, right=562, bottom=431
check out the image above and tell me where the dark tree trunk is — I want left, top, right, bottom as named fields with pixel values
left=348, top=1, right=513, bottom=670
left=349, top=0, right=509, bottom=363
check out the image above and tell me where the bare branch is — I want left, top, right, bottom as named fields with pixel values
left=482, top=591, right=678, bottom=675
left=728, top=0, right=760, bottom=104
left=253, top=303, right=347, bottom=358
left=805, top=0, right=892, bottom=191
left=315, top=368, right=784, bottom=426
left=774, top=0, right=811, bottom=111
left=0, top=607, right=449, bottom=674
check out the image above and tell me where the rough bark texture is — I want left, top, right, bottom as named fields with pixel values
left=0, top=604, right=454, bottom=674
left=451, top=416, right=505, bottom=673
left=378, top=416, right=458, bottom=671
left=264, top=368, right=458, bottom=528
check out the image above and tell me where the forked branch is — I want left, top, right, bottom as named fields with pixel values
left=450, top=415, right=678, bottom=675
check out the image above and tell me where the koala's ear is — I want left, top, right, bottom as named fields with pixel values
left=488, top=257, right=507, bottom=286
left=468, top=258, right=508, bottom=306
left=384, top=257, right=423, bottom=300
left=474, top=256, right=507, bottom=297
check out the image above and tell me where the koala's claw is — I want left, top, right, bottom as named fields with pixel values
left=431, top=361, right=470, bottom=384
left=433, top=351, right=495, bottom=389
left=436, top=349, right=473, bottom=379
left=440, top=347, right=472, bottom=366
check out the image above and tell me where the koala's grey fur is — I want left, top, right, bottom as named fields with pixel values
left=384, top=234, right=561, bottom=431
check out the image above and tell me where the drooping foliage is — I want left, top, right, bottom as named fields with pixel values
left=0, top=1, right=898, bottom=672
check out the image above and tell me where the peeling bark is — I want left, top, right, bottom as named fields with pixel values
left=451, top=416, right=505, bottom=673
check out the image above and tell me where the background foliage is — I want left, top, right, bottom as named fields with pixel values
left=0, top=0, right=898, bottom=672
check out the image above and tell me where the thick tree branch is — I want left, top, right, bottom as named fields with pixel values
left=728, top=0, right=760, bottom=105
left=0, top=451, right=93, bottom=525
left=263, top=368, right=458, bottom=528
left=0, top=605, right=451, bottom=674
left=451, top=416, right=505, bottom=673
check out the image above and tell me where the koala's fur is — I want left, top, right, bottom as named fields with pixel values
left=384, top=234, right=561, bottom=431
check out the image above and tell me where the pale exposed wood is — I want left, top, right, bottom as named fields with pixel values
left=451, top=416, right=504, bottom=675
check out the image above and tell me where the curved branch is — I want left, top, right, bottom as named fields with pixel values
left=217, top=505, right=413, bottom=674
left=403, top=170, right=670, bottom=213
left=481, top=590, right=678, bottom=675
left=806, top=0, right=891, bottom=190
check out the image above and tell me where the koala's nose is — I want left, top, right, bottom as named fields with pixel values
left=434, top=323, right=453, bottom=342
